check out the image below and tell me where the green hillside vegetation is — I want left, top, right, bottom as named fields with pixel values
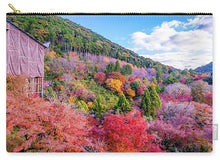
left=7, top=14, right=177, bottom=73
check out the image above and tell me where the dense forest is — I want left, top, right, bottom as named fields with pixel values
left=6, top=15, right=213, bottom=152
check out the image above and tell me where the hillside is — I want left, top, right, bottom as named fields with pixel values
left=6, top=14, right=177, bottom=73
left=194, top=62, right=213, bottom=74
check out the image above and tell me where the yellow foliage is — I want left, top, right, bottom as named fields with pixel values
left=68, top=96, right=75, bottom=104
left=46, top=50, right=56, bottom=59
left=105, top=79, right=122, bottom=93
left=122, top=52, right=129, bottom=57
left=87, top=102, right=93, bottom=108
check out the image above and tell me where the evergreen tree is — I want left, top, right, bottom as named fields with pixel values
left=156, top=66, right=163, bottom=83
left=77, top=100, right=89, bottom=113
left=152, top=76, right=157, bottom=85
left=140, top=89, right=151, bottom=117
left=90, top=95, right=107, bottom=118
left=121, top=64, right=132, bottom=75
left=94, top=64, right=98, bottom=75
left=113, top=93, right=133, bottom=114
left=149, top=85, right=161, bottom=110
left=106, top=62, right=115, bottom=73
left=115, top=60, right=121, bottom=72
left=140, top=85, right=161, bottom=120
left=155, top=84, right=161, bottom=93
left=160, top=85, right=166, bottom=93
left=143, top=77, right=149, bottom=85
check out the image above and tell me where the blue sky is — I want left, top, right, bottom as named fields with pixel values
left=60, top=15, right=213, bottom=69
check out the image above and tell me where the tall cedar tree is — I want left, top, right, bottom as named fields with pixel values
left=106, top=62, right=115, bottom=73
left=149, top=85, right=161, bottom=120
left=155, top=84, right=161, bottom=93
left=140, top=88, right=151, bottom=117
left=152, top=76, right=157, bottom=85
left=156, top=66, right=163, bottom=83
left=140, top=85, right=161, bottom=120
left=90, top=95, right=107, bottom=118
left=113, top=93, right=133, bottom=114
left=115, top=60, right=121, bottom=72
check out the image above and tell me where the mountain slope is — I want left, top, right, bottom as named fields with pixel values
left=194, top=62, right=213, bottom=74
left=6, top=14, right=177, bottom=73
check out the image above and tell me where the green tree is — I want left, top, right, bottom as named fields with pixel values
left=130, top=79, right=143, bottom=93
left=156, top=66, right=163, bottom=83
left=106, top=62, right=115, bottom=73
left=163, top=75, right=178, bottom=84
left=152, top=77, right=157, bottom=85
left=113, top=93, right=133, bottom=114
left=94, top=64, right=98, bottom=75
left=143, top=77, right=149, bottom=85
left=140, top=89, right=151, bottom=117
left=121, top=64, right=132, bottom=75
left=115, top=60, right=121, bottom=72
left=185, top=76, right=194, bottom=84
left=140, top=85, right=161, bottom=120
left=150, top=85, right=161, bottom=110
left=90, top=95, right=107, bottom=118
left=155, top=84, right=161, bottom=93
left=77, top=100, right=89, bottom=113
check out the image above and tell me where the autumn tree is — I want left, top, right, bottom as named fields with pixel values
left=105, top=79, right=122, bottom=94
left=113, top=93, right=133, bottom=114
left=94, top=72, right=106, bottom=85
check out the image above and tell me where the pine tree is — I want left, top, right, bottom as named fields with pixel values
left=140, top=89, right=151, bottom=117
left=152, top=76, right=157, bottom=85
left=115, top=60, right=121, bottom=72
left=113, top=93, right=133, bottom=114
left=140, top=85, right=161, bottom=120
left=156, top=66, right=163, bottom=83
left=149, top=85, right=161, bottom=110
left=90, top=95, right=107, bottom=118
left=155, top=84, right=161, bottom=93
left=106, top=62, right=115, bottom=73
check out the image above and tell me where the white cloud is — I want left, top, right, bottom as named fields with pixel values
left=141, top=51, right=212, bottom=70
left=130, top=16, right=213, bottom=69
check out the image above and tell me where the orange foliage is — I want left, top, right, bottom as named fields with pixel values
left=105, top=78, right=122, bottom=94
left=46, top=50, right=56, bottom=59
